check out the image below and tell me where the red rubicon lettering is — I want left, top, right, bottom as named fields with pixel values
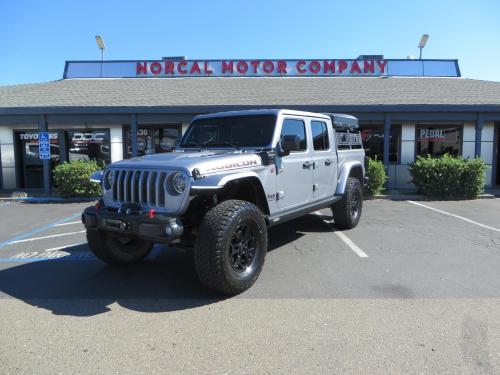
left=363, top=60, right=374, bottom=74
left=277, top=60, right=287, bottom=74
left=136, top=62, right=147, bottom=75
left=250, top=60, right=260, bottom=73
left=263, top=60, right=274, bottom=73
left=309, top=60, right=321, bottom=74
left=296, top=60, right=306, bottom=73
left=338, top=60, right=348, bottom=73
left=150, top=62, right=162, bottom=75
left=165, top=61, right=174, bottom=74
left=377, top=60, right=388, bottom=73
left=222, top=60, right=234, bottom=73
left=190, top=61, right=201, bottom=74
left=324, top=60, right=335, bottom=73
left=204, top=61, right=213, bottom=75
left=177, top=61, right=187, bottom=74
left=237, top=60, right=248, bottom=74
left=350, top=60, right=361, bottom=74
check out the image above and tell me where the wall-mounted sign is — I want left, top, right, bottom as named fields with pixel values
left=418, top=129, right=446, bottom=142
left=64, top=59, right=460, bottom=78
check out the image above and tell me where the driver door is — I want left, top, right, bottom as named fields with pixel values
left=276, top=118, right=314, bottom=210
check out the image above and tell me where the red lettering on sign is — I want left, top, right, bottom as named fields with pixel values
left=296, top=60, right=306, bottom=73
left=237, top=60, right=248, bottom=74
left=363, top=60, right=374, bottom=74
left=324, top=60, right=335, bottom=73
left=377, top=60, right=388, bottom=73
left=177, top=61, right=187, bottom=74
left=136, top=62, right=147, bottom=75
left=277, top=60, right=287, bottom=74
left=150, top=62, right=162, bottom=75
left=165, top=61, right=174, bottom=74
left=204, top=61, right=213, bottom=75
left=222, top=60, right=234, bottom=73
left=338, top=60, right=348, bottom=73
left=350, top=60, right=361, bottom=74
left=263, top=60, right=274, bottom=74
left=250, top=60, right=260, bottom=73
left=309, top=60, right=321, bottom=74
left=190, top=62, right=201, bottom=75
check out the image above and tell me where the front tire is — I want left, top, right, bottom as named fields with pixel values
left=87, top=230, right=153, bottom=265
left=194, top=200, right=268, bottom=295
left=332, top=177, right=363, bottom=229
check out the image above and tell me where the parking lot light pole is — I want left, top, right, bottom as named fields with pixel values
left=95, top=35, right=106, bottom=77
left=418, top=34, right=429, bottom=59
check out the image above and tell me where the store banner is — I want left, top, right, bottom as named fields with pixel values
left=64, top=59, right=460, bottom=78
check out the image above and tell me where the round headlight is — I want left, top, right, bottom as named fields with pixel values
left=105, top=170, right=114, bottom=190
left=171, top=172, right=187, bottom=194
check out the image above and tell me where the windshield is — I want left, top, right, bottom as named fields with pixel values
left=181, top=115, right=276, bottom=148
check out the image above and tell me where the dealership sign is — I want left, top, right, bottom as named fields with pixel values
left=64, top=59, right=461, bottom=78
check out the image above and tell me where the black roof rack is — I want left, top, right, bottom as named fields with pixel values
left=323, top=113, right=359, bottom=130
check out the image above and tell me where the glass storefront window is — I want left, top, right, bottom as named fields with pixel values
left=124, top=125, right=182, bottom=158
left=416, top=125, right=461, bottom=157
left=360, top=125, right=401, bottom=163
left=66, top=129, right=110, bottom=165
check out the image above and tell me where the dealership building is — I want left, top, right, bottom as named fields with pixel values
left=0, top=56, right=500, bottom=193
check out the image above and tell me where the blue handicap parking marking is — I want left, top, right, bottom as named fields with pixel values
left=0, top=243, right=164, bottom=263
left=0, top=213, right=82, bottom=250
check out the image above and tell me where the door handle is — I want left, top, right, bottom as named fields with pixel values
left=303, top=161, right=313, bottom=169
left=325, top=159, right=332, bottom=166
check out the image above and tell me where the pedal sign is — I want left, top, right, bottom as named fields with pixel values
left=38, top=132, right=51, bottom=160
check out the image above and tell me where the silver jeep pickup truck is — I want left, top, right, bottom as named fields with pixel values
left=83, top=109, right=366, bottom=294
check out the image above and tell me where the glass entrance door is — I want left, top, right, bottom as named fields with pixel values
left=496, top=125, right=500, bottom=185
left=16, top=131, right=62, bottom=189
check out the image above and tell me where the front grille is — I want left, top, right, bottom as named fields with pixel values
left=111, top=169, right=169, bottom=209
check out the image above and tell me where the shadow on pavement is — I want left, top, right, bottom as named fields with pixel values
left=0, top=213, right=335, bottom=317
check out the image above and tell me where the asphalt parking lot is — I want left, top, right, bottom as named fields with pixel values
left=0, top=198, right=499, bottom=374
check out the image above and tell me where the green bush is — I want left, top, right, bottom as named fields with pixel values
left=365, top=157, right=388, bottom=196
left=53, top=160, right=103, bottom=198
left=408, top=154, right=487, bottom=199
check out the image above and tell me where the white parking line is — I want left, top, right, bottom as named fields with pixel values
left=7, top=230, right=86, bottom=245
left=408, top=201, right=500, bottom=233
left=54, top=221, right=82, bottom=227
left=312, top=210, right=368, bottom=258
left=335, top=231, right=369, bottom=258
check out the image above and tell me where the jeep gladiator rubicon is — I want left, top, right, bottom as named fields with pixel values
left=83, top=109, right=366, bottom=295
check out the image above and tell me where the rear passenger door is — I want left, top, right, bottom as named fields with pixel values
left=310, top=119, right=337, bottom=200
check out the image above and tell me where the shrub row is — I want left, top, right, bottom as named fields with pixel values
left=409, top=154, right=487, bottom=199
left=53, top=160, right=103, bottom=198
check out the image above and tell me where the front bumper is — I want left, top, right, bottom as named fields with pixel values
left=82, top=204, right=183, bottom=244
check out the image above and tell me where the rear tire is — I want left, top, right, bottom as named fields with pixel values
left=194, top=200, right=268, bottom=295
left=332, top=177, right=363, bottom=229
left=87, top=230, right=153, bottom=265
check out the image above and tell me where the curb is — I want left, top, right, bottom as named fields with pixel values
left=0, top=197, right=99, bottom=203
left=370, top=194, right=496, bottom=201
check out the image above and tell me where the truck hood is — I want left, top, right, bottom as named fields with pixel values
left=108, top=149, right=263, bottom=175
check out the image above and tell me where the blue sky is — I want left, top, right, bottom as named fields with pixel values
left=0, top=0, right=499, bottom=85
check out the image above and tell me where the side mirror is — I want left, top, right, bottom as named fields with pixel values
left=90, top=170, right=104, bottom=184
left=276, top=142, right=290, bottom=157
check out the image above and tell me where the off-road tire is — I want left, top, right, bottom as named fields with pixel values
left=332, top=177, right=363, bottom=230
left=87, top=230, right=153, bottom=265
left=194, top=199, right=268, bottom=295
